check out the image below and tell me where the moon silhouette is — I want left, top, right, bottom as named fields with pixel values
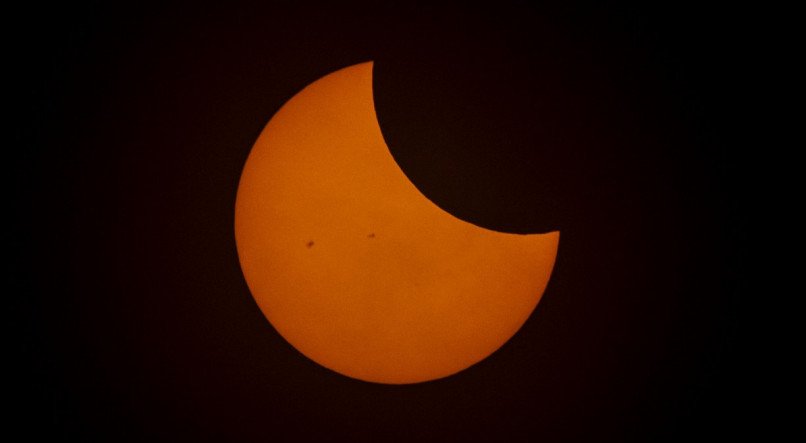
left=234, top=61, right=559, bottom=384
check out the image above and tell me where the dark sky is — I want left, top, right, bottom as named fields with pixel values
left=12, top=1, right=753, bottom=441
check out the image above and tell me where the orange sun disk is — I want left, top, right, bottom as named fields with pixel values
left=235, top=62, right=559, bottom=384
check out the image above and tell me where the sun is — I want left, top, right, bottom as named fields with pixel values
left=235, top=62, right=558, bottom=384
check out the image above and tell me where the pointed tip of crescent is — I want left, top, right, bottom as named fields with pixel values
left=524, top=229, right=560, bottom=244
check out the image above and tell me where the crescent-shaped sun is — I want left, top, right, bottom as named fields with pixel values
left=235, top=61, right=559, bottom=384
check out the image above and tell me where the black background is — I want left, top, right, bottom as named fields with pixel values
left=12, top=1, right=752, bottom=441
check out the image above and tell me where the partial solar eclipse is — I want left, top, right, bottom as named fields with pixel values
left=234, top=62, right=559, bottom=384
